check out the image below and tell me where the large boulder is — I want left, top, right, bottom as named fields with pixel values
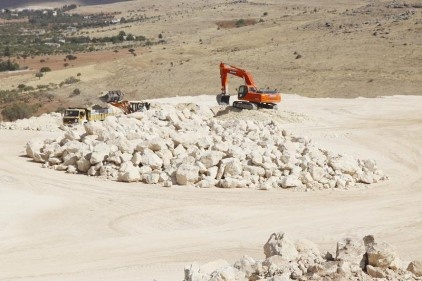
left=281, top=175, right=303, bottom=188
left=184, top=263, right=209, bottom=281
left=26, top=139, right=44, bottom=158
left=200, top=151, right=224, bottom=168
left=209, top=266, right=246, bottom=281
left=84, top=121, right=107, bottom=140
left=335, top=237, right=367, bottom=269
left=219, top=177, right=247, bottom=188
left=366, top=241, right=398, bottom=268
left=233, top=256, right=257, bottom=278
left=407, top=260, right=422, bottom=277
left=329, top=155, right=362, bottom=176
left=295, top=239, right=321, bottom=257
left=76, top=157, right=91, bottom=173
left=222, top=158, right=243, bottom=177
left=90, top=143, right=110, bottom=164
left=366, top=265, right=386, bottom=278
left=264, top=232, right=299, bottom=261
left=117, top=162, right=141, bottom=182
left=176, top=164, right=199, bottom=185
left=140, top=149, right=163, bottom=169
left=310, top=166, right=325, bottom=182
left=147, top=137, right=168, bottom=151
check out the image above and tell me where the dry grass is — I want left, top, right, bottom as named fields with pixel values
left=0, top=0, right=421, bottom=116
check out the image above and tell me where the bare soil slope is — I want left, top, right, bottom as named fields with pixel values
left=1, top=0, right=420, bottom=113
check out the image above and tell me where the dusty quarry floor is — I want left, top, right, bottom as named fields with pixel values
left=0, top=94, right=421, bottom=281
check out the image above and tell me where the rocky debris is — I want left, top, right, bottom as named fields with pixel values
left=408, top=260, right=422, bottom=277
left=184, top=231, right=421, bottom=281
left=0, top=112, right=62, bottom=131
left=24, top=103, right=387, bottom=190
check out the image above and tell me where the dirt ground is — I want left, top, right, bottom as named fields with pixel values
left=0, top=0, right=421, bottom=280
left=0, top=94, right=421, bottom=281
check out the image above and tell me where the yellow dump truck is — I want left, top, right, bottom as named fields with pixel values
left=62, top=107, right=113, bottom=126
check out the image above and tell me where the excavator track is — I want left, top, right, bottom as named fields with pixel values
left=232, top=101, right=258, bottom=110
left=232, top=101, right=278, bottom=110
left=258, top=103, right=278, bottom=110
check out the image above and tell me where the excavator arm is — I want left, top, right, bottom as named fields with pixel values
left=220, top=62, right=257, bottom=95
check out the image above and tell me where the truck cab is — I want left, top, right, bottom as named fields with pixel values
left=62, top=108, right=88, bottom=125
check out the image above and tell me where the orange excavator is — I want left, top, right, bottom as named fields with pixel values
left=217, top=62, right=281, bottom=110
left=98, top=90, right=150, bottom=114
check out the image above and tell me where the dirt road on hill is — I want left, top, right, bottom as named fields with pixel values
left=0, top=94, right=421, bottom=281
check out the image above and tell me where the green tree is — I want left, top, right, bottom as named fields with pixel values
left=118, top=30, right=126, bottom=41
left=0, top=61, right=19, bottom=72
left=70, top=88, right=81, bottom=97
left=3, top=46, right=11, bottom=58
left=35, top=72, right=44, bottom=79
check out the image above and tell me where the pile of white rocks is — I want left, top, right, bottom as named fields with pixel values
left=25, top=103, right=387, bottom=190
left=1, top=112, right=62, bottom=131
left=184, top=232, right=422, bottom=281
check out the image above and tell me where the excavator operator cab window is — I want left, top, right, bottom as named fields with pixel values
left=238, top=85, right=248, bottom=99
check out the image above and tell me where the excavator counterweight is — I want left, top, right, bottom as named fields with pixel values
left=217, top=62, right=281, bottom=110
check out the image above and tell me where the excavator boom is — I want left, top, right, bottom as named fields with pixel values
left=220, top=62, right=256, bottom=94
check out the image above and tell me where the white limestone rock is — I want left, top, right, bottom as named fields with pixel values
left=26, top=139, right=44, bottom=158
left=200, top=151, right=225, bottom=168
left=222, top=158, right=243, bottom=177
left=329, top=155, right=362, bottom=176
left=407, top=260, right=422, bottom=277
left=336, top=237, right=367, bottom=269
left=90, top=142, right=110, bottom=164
left=140, top=149, right=163, bottom=169
left=281, top=175, right=303, bottom=188
left=117, top=162, right=141, bottom=182
left=176, top=164, right=199, bottom=185
left=264, top=232, right=299, bottom=261
left=366, top=241, right=398, bottom=269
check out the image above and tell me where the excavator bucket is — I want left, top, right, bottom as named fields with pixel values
left=217, top=94, right=230, bottom=106
left=98, top=90, right=124, bottom=103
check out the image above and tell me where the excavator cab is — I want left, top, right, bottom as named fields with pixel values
left=238, top=85, right=249, bottom=99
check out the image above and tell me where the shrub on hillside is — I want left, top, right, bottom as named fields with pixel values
left=235, top=19, right=246, bottom=27
left=0, top=90, right=19, bottom=104
left=65, top=54, right=77, bottom=60
left=70, top=88, right=81, bottom=97
left=40, top=66, right=51, bottom=73
left=64, top=77, right=80, bottom=84
left=1, top=103, right=39, bottom=121
left=0, top=60, right=20, bottom=72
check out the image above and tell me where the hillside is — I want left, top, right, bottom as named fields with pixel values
left=0, top=0, right=421, bottom=119
left=0, top=0, right=132, bottom=10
